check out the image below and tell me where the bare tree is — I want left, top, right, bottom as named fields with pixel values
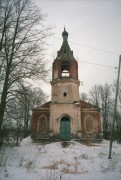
left=88, top=84, right=113, bottom=139
left=3, top=81, right=48, bottom=144
left=112, top=80, right=121, bottom=142
left=100, top=84, right=113, bottom=139
left=80, top=92, right=88, bottom=102
left=0, top=0, right=52, bottom=130
left=89, top=84, right=102, bottom=108
left=15, top=80, right=48, bottom=137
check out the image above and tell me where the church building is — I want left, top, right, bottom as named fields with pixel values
left=31, top=28, right=102, bottom=141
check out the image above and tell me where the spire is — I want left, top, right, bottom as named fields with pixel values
left=57, top=28, right=74, bottom=59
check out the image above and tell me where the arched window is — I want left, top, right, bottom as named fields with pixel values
left=63, top=92, right=67, bottom=97
left=37, top=115, right=47, bottom=132
left=84, top=115, right=94, bottom=133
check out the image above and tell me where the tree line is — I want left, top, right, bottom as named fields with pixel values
left=1, top=81, right=48, bottom=145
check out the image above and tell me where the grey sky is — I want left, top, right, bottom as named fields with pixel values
left=34, top=0, right=121, bottom=97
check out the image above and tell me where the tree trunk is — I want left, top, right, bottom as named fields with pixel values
left=16, top=126, right=19, bottom=146
left=24, top=106, right=29, bottom=138
left=0, top=68, right=10, bottom=130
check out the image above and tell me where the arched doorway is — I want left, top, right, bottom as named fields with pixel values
left=60, top=116, right=71, bottom=140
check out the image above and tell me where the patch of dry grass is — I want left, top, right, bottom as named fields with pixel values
left=42, top=159, right=88, bottom=174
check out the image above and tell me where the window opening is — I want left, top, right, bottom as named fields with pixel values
left=63, top=92, right=67, bottom=97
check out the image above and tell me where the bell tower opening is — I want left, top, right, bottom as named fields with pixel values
left=61, top=62, right=70, bottom=77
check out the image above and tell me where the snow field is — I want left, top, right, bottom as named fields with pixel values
left=0, top=137, right=121, bottom=180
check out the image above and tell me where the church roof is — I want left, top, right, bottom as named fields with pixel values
left=32, top=101, right=51, bottom=110
left=79, top=100, right=99, bottom=109
left=41, top=101, right=51, bottom=108
left=33, top=100, right=99, bottom=111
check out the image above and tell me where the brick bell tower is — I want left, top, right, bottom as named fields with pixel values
left=50, top=28, right=81, bottom=140
left=51, top=28, right=80, bottom=103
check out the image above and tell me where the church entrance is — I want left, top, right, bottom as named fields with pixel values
left=60, top=116, right=71, bottom=140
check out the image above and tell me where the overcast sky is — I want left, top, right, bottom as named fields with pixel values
left=33, top=0, right=121, bottom=97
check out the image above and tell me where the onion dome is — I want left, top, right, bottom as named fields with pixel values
left=62, top=27, right=68, bottom=37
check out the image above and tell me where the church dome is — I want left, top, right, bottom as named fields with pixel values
left=62, top=28, right=68, bottom=37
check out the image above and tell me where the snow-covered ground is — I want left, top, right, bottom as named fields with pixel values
left=0, top=137, right=121, bottom=180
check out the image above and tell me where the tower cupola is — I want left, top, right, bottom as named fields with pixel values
left=57, top=28, right=73, bottom=60
left=62, top=27, right=68, bottom=41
